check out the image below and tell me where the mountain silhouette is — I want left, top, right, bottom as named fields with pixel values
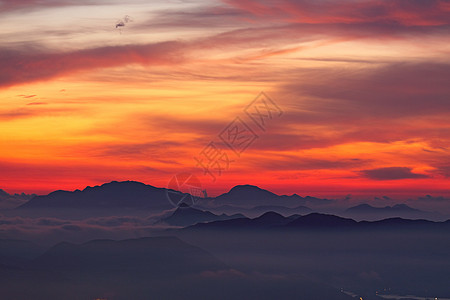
left=358, top=217, right=439, bottom=230
left=346, top=203, right=420, bottom=214
left=198, top=184, right=332, bottom=207
left=215, top=185, right=277, bottom=202
left=284, top=213, right=357, bottom=228
left=187, top=211, right=295, bottom=230
left=343, top=203, right=439, bottom=221
left=15, top=181, right=332, bottom=214
left=185, top=212, right=450, bottom=231
left=18, top=181, right=178, bottom=211
left=0, top=189, right=34, bottom=209
left=251, top=205, right=312, bottom=215
left=157, top=204, right=245, bottom=226
left=203, top=204, right=312, bottom=218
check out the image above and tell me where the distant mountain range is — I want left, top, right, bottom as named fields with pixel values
left=159, top=206, right=449, bottom=230
left=203, top=204, right=312, bottom=218
left=346, top=203, right=420, bottom=214
left=15, top=181, right=332, bottom=212
left=182, top=211, right=294, bottom=230
left=343, top=203, right=440, bottom=221
left=199, top=184, right=332, bottom=207
left=10, top=181, right=446, bottom=222
left=185, top=212, right=450, bottom=231
left=0, top=189, right=35, bottom=209
left=18, top=181, right=177, bottom=211
left=157, top=203, right=245, bottom=226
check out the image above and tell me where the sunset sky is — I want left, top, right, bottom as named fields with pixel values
left=1, top=0, right=450, bottom=199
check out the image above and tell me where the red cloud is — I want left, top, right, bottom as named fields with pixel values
left=360, top=167, right=429, bottom=180
left=0, top=0, right=92, bottom=12
left=223, top=0, right=450, bottom=26
left=0, top=41, right=184, bottom=87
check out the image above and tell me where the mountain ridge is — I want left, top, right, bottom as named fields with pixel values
left=13, top=181, right=447, bottom=222
left=184, top=212, right=450, bottom=231
left=18, top=181, right=178, bottom=210
left=157, top=204, right=245, bottom=226
left=16, top=181, right=332, bottom=211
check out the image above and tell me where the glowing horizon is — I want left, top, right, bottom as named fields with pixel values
left=1, top=0, right=449, bottom=200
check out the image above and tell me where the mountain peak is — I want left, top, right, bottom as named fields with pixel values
left=228, top=185, right=276, bottom=195
left=254, top=211, right=285, bottom=221
left=346, top=203, right=420, bottom=213
left=18, top=180, right=171, bottom=210
left=391, top=204, right=415, bottom=210
left=82, top=180, right=154, bottom=191
left=217, top=185, right=278, bottom=202
left=178, top=202, right=191, bottom=208
left=158, top=205, right=243, bottom=227
left=287, top=213, right=357, bottom=228
left=354, top=203, right=374, bottom=209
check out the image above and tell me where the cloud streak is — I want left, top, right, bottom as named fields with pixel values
left=0, top=41, right=184, bottom=87
left=0, top=0, right=99, bottom=12
left=223, top=0, right=450, bottom=27
left=0, top=0, right=449, bottom=198
left=360, top=167, right=429, bottom=180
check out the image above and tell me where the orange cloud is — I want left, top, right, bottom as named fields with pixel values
left=0, top=0, right=449, bottom=200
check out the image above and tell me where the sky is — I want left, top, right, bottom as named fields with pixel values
left=1, top=0, right=450, bottom=200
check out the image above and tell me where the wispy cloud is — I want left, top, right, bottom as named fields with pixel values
left=0, top=0, right=104, bottom=12
left=360, top=167, right=429, bottom=180
left=223, top=0, right=450, bottom=27
left=0, top=0, right=449, bottom=198
left=0, top=41, right=184, bottom=87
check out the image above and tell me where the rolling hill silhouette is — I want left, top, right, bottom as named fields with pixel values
left=285, top=213, right=357, bottom=228
left=346, top=203, right=420, bottom=214
left=158, top=203, right=245, bottom=226
left=185, top=212, right=450, bottom=231
left=202, top=204, right=312, bottom=218
left=343, top=203, right=440, bottom=221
